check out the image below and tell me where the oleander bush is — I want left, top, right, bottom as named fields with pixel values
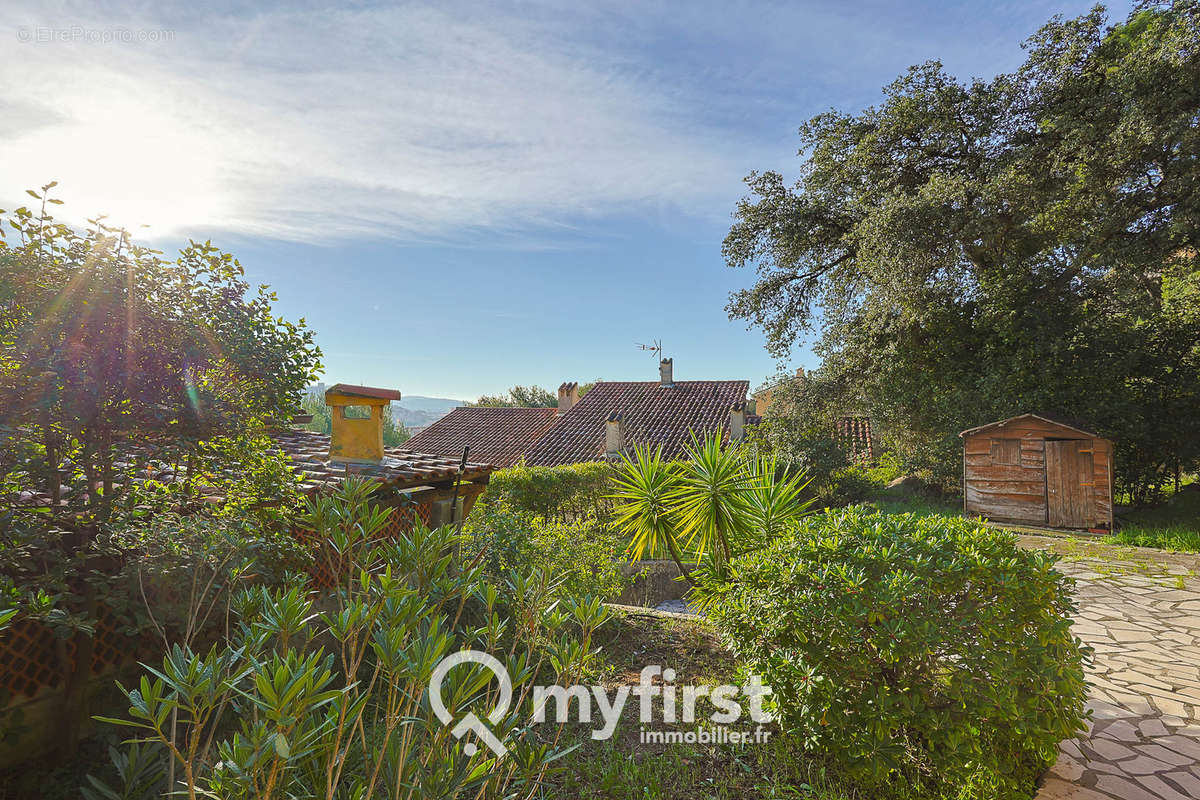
left=86, top=478, right=611, bottom=800
left=698, top=507, right=1091, bottom=800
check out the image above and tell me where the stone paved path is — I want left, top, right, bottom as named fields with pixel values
left=1019, top=536, right=1200, bottom=800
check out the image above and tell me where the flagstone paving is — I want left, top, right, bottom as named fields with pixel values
left=1018, top=536, right=1200, bottom=800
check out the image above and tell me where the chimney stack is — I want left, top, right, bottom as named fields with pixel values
left=729, top=400, right=746, bottom=444
left=659, top=358, right=674, bottom=387
left=604, top=412, right=624, bottom=459
left=557, top=381, right=579, bottom=414
left=324, top=383, right=403, bottom=465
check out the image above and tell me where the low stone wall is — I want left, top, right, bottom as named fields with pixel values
left=615, top=560, right=695, bottom=607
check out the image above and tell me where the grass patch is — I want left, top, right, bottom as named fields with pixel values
left=1108, top=488, right=1200, bottom=552
left=859, top=494, right=962, bottom=519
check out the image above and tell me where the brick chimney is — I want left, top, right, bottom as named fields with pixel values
left=659, top=358, right=674, bottom=387
left=604, top=412, right=625, bottom=460
left=729, top=401, right=746, bottom=444
left=324, top=383, right=402, bottom=465
left=557, top=381, right=579, bottom=414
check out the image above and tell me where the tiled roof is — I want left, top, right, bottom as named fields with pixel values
left=7, top=430, right=493, bottom=510
left=834, top=416, right=874, bottom=462
left=400, top=407, right=560, bottom=468
left=523, top=380, right=749, bottom=466
left=272, top=430, right=493, bottom=492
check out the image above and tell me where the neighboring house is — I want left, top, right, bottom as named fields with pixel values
left=753, top=367, right=805, bottom=417
left=754, top=367, right=875, bottom=462
left=401, top=406, right=560, bottom=468
left=404, top=360, right=751, bottom=468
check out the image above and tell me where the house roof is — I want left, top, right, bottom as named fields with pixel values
left=272, top=430, right=494, bottom=492
left=523, top=380, right=749, bottom=466
left=7, top=429, right=493, bottom=510
left=959, top=413, right=1102, bottom=440
left=400, top=406, right=560, bottom=468
left=325, top=384, right=403, bottom=401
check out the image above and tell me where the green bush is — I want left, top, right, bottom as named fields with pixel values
left=87, top=478, right=611, bottom=799
left=699, top=507, right=1090, bottom=799
left=462, top=503, right=629, bottom=600
left=480, top=461, right=614, bottom=522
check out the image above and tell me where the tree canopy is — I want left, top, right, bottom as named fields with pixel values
left=725, top=2, right=1200, bottom=501
left=0, top=185, right=323, bottom=519
left=471, top=382, right=595, bottom=408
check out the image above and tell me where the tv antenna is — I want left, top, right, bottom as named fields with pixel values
left=636, top=339, right=663, bottom=360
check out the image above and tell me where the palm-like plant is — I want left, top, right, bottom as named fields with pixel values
left=611, top=433, right=813, bottom=585
left=743, top=454, right=815, bottom=545
left=671, top=433, right=752, bottom=571
left=609, top=445, right=691, bottom=579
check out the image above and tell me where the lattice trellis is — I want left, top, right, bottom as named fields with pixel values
left=0, top=604, right=136, bottom=699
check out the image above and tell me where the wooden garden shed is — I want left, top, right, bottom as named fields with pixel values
left=960, top=413, right=1113, bottom=531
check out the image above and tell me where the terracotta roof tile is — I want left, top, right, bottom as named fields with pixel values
left=523, top=380, right=749, bottom=466
left=271, top=430, right=492, bottom=492
left=7, top=430, right=494, bottom=510
left=401, top=406, right=560, bottom=468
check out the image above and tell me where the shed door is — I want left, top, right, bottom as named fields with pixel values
left=1045, top=440, right=1093, bottom=529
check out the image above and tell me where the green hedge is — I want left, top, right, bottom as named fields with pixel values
left=700, top=507, right=1090, bottom=799
left=480, top=461, right=615, bottom=522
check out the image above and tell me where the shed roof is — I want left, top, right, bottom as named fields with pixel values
left=523, top=380, right=749, bottom=466
left=401, top=406, right=560, bottom=468
left=959, top=413, right=1103, bottom=440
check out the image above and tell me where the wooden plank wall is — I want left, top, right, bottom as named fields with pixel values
left=1089, top=438, right=1114, bottom=529
left=964, top=431, right=1047, bottom=524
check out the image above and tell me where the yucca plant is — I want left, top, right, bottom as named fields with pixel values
left=609, top=445, right=690, bottom=578
left=670, top=433, right=753, bottom=573
left=611, top=433, right=813, bottom=585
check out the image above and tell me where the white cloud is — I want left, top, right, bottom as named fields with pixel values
left=0, top=1, right=758, bottom=242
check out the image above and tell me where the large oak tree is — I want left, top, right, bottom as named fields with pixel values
left=726, top=2, right=1200, bottom=501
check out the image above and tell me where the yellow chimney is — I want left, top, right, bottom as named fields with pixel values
left=324, top=383, right=402, bottom=465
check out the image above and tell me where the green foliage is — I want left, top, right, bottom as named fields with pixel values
left=471, top=382, right=597, bottom=408
left=481, top=460, right=615, bottom=523
left=724, top=3, right=1200, bottom=502
left=0, top=186, right=322, bottom=520
left=89, top=478, right=612, bottom=800
left=1110, top=527, right=1200, bottom=552
left=467, top=463, right=629, bottom=602
left=611, top=435, right=814, bottom=583
left=0, top=190, right=322, bottom=753
left=1107, top=484, right=1200, bottom=551
left=471, top=384, right=558, bottom=407
left=700, top=508, right=1091, bottom=799
left=462, top=503, right=630, bottom=601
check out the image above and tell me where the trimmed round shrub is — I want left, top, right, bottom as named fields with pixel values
left=700, top=507, right=1090, bottom=799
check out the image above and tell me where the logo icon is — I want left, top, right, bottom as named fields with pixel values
left=429, top=650, right=512, bottom=756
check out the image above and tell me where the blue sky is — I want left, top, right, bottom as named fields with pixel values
left=2, top=0, right=1132, bottom=400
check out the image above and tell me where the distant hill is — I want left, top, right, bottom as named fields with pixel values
left=391, top=395, right=464, bottom=429
left=398, top=395, right=464, bottom=415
